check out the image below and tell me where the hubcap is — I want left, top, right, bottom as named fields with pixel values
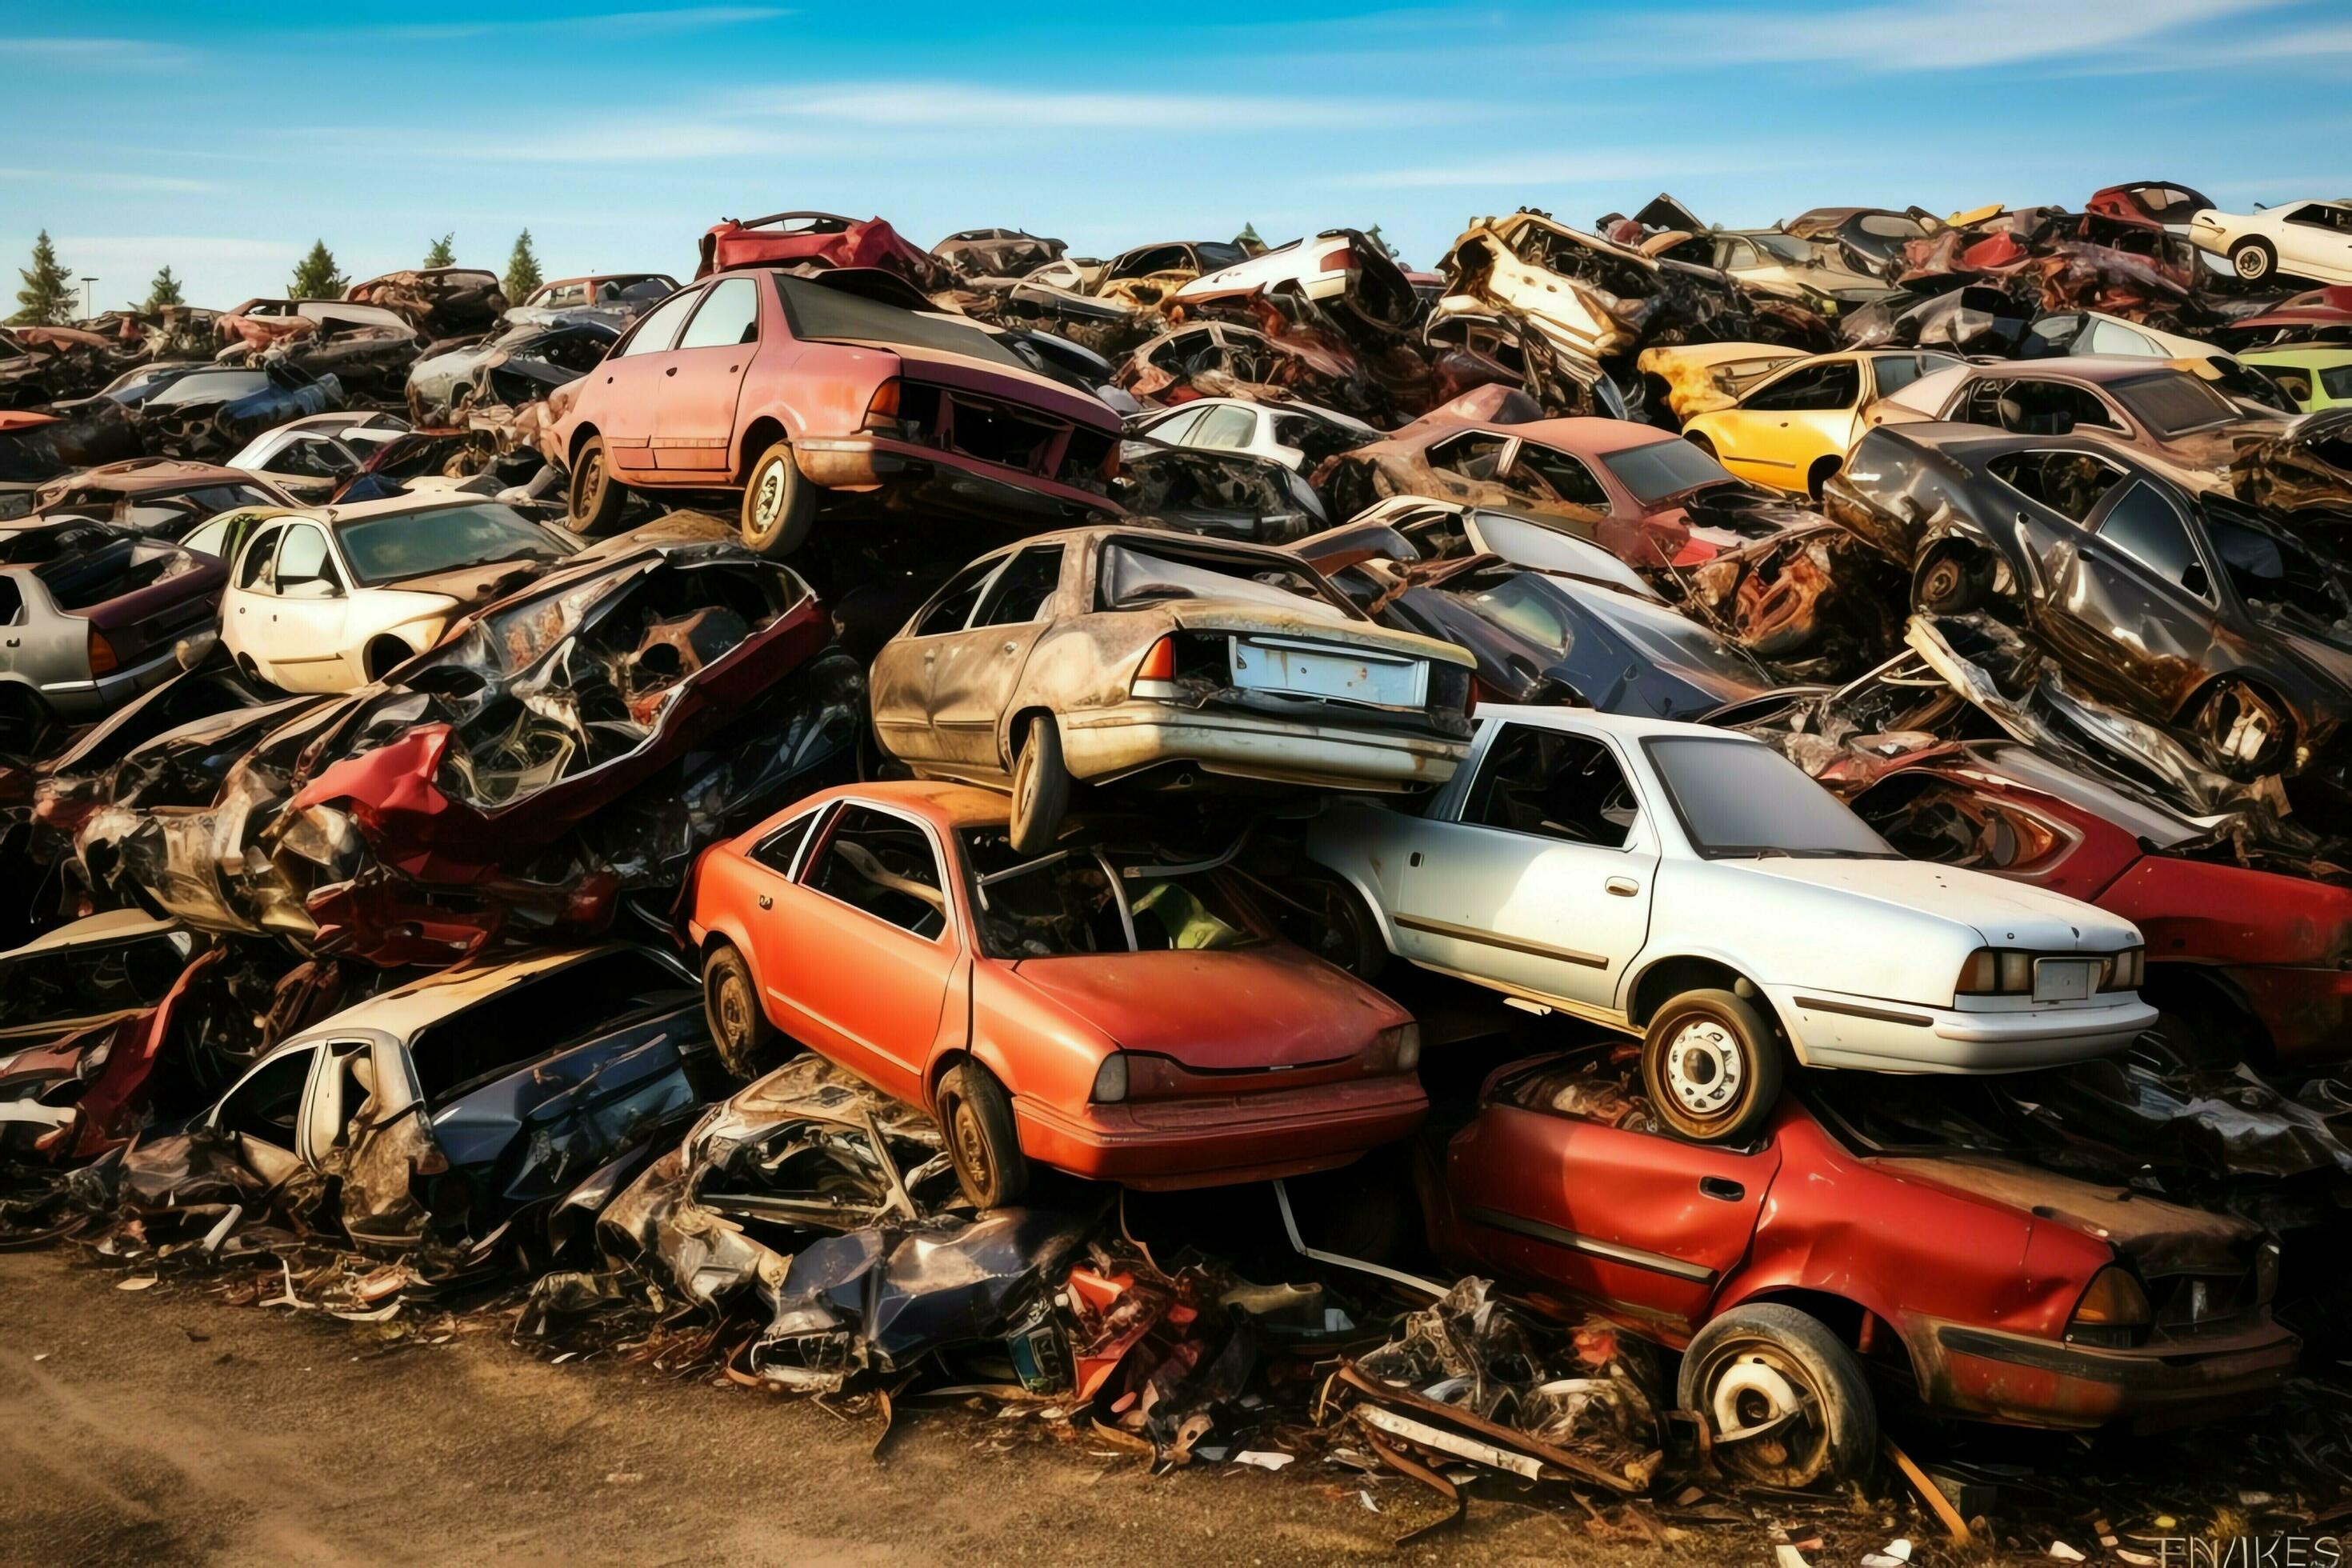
left=2238, top=251, right=2263, bottom=278
left=1922, top=560, right=1961, bottom=604
left=951, top=1100, right=993, bottom=1191
left=1663, top=1016, right=1744, bottom=1118
left=1707, top=1351, right=1818, bottom=1475
left=579, top=456, right=603, bottom=510
left=752, top=463, right=785, bottom=530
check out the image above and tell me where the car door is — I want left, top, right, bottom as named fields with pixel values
left=761, top=804, right=957, bottom=1102
left=590, top=284, right=702, bottom=474
left=258, top=521, right=354, bottom=691
left=1719, top=359, right=1861, bottom=487
left=1446, top=1087, right=1780, bottom=1333
left=222, top=521, right=286, bottom=674
left=205, top=1042, right=326, bottom=1193
left=651, top=274, right=760, bottom=474
left=870, top=552, right=1010, bottom=767
left=1394, top=719, right=1658, bottom=1015
left=2045, top=475, right=2222, bottom=710
left=927, top=542, right=1065, bottom=770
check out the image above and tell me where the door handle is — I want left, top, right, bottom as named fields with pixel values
left=728, top=364, right=740, bottom=373
left=663, top=366, right=678, bottom=377
left=922, top=649, right=937, bottom=662
left=757, top=894, right=773, bottom=910
left=1000, top=641, right=1018, bottom=655
left=1409, top=851, right=1423, bottom=867
left=1606, top=876, right=1640, bottom=897
left=1699, top=1177, right=1744, bottom=1202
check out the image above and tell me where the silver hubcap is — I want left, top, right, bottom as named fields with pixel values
left=1710, top=1354, right=1803, bottom=1442
left=752, top=463, right=785, bottom=530
left=2238, top=250, right=2264, bottom=278
left=1663, top=1017, right=1744, bottom=1117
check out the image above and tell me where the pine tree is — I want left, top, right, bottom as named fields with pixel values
left=1236, top=222, right=1264, bottom=252
left=503, top=230, right=542, bottom=300
left=11, top=230, right=75, bottom=326
left=289, top=239, right=345, bottom=298
left=142, top=265, right=186, bottom=313
left=423, top=234, right=456, bottom=268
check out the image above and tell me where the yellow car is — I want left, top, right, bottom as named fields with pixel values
left=1680, top=350, right=1962, bottom=498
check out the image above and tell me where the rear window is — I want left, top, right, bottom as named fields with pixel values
left=962, top=829, right=1260, bottom=959
left=773, top=274, right=1027, bottom=370
left=2109, top=371, right=2235, bottom=437
left=405, top=950, right=691, bottom=1102
left=1096, top=541, right=1352, bottom=620
left=1599, top=438, right=1736, bottom=504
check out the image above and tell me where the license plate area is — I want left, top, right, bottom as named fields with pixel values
left=2033, top=958, right=2096, bottom=1002
left=1229, top=636, right=1426, bottom=708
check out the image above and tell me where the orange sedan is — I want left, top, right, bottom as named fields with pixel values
left=687, top=780, right=1426, bottom=1205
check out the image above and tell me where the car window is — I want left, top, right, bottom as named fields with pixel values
left=272, top=437, right=354, bottom=480
left=677, top=276, right=759, bottom=350
left=615, top=288, right=700, bottom=358
left=237, top=523, right=284, bottom=590
left=1143, top=406, right=1208, bottom=446
left=751, top=810, right=820, bottom=875
left=271, top=523, right=339, bottom=592
left=1428, top=431, right=1512, bottom=482
left=406, top=950, right=692, bottom=1102
left=1192, top=405, right=1257, bottom=450
left=2206, top=507, right=2350, bottom=622
left=1600, top=438, right=1734, bottom=505
left=970, top=544, right=1062, bottom=627
left=181, top=517, right=234, bottom=559
left=1096, top=541, right=1351, bottom=620
left=1646, top=736, right=1894, bottom=858
left=804, top=806, right=949, bottom=940
left=2084, top=318, right=2156, bottom=357
left=335, top=503, right=571, bottom=587
left=545, top=283, right=587, bottom=308
left=1117, top=246, right=1190, bottom=277
left=1468, top=514, right=1658, bottom=598
left=1465, top=574, right=1579, bottom=657
left=913, top=555, right=1002, bottom=635
left=1194, top=242, right=1247, bottom=268
left=214, top=1046, right=317, bottom=1146
left=1869, top=353, right=1950, bottom=396
left=1986, top=450, right=2128, bottom=525
left=1466, top=724, right=1637, bottom=848
left=1962, top=377, right=2122, bottom=435
left=2108, top=371, right=2236, bottom=437
left=962, top=829, right=1258, bottom=958
left=1743, top=360, right=1859, bottom=411
left=2095, top=480, right=2209, bottom=598
left=2323, top=364, right=2352, bottom=400
left=1514, top=444, right=1609, bottom=506
left=0, top=579, right=18, bottom=627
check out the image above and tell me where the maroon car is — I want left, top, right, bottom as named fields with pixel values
left=2086, top=182, right=2215, bottom=230
left=552, top=269, right=1122, bottom=555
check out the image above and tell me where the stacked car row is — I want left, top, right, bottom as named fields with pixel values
left=5, top=185, right=2352, bottom=1507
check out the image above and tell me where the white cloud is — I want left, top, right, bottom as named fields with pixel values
left=0, top=168, right=214, bottom=194
left=1617, top=0, right=2287, bottom=70
left=0, top=34, right=198, bottom=69
left=1338, top=149, right=1821, bottom=189
left=375, top=6, right=790, bottom=41
left=736, top=82, right=1431, bottom=130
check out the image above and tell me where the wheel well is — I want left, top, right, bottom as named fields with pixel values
left=1628, top=956, right=1752, bottom=1029
left=1730, top=1288, right=1867, bottom=1348
left=1002, top=704, right=1054, bottom=771
left=698, top=930, right=735, bottom=962
left=734, top=416, right=788, bottom=483
left=362, top=635, right=414, bottom=681
left=2174, top=671, right=2294, bottom=746
left=1682, top=430, right=1714, bottom=454
left=567, top=422, right=600, bottom=466
left=1806, top=456, right=1842, bottom=494
left=926, top=1048, right=970, bottom=1106
left=2142, top=960, right=2273, bottom=1070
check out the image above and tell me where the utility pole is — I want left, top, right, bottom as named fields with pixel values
left=79, top=277, right=95, bottom=318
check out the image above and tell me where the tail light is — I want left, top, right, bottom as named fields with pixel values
left=2100, top=947, right=2145, bottom=991
left=861, top=378, right=902, bottom=434
left=1954, top=947, right=2034, bottom=996
left=86, top=627, right=118, bottom=677
left=1318, top=244, right=1358, bottom=272
left=2066, top=1266, right=2152, bottom=1348
left=1135, top=637, right=1175, bottom=682
left=1090, top=1054, right=1129, bottom=1104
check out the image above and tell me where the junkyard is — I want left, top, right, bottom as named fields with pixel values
left=10, top=14, right=2352, bottom=1561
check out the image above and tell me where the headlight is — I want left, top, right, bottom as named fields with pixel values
left=2066, top=1265, right=2152, bottom=1348
left=1955, top=947, right=2034, bottom=996
left=1378, top=1022, right=1422, bottom=1072
left=2099, top=947, right=2145, bottom=991
left=1090, top=1053, right=1129, bottom=1104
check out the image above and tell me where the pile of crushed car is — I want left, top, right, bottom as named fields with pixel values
left=7, top=185, right=2352, bottom=1558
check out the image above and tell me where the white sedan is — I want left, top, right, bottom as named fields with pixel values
left=1123, top=397, right=1378, bottom=474
left=222, top=410, right=411, bottom=503
left=1306, top=706, right=2153, bottom=1142
left=2188, top=200, right=2352, bottom=286
left=198, top=494, right=578, bottom=690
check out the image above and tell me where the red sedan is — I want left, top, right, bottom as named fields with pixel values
left=687, top=781, right=1427, bottom=1204
left=1430, top=1049, right=2297, bottom=1487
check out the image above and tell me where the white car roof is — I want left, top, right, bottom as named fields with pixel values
left=1475, top=702, right=1762, bottom=746
left=0, top=907, right=177, bottom=959
left=283, top=945, right=642, bottom=1045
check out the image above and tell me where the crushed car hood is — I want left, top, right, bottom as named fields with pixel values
left=1004, top=945, right=1401, bottom=1070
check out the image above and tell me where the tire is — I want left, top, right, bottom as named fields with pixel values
left=1640, top=987, right=1783, bottom=1143
left=1678, top=1303, right=1877, bottom=1490
left=568, top=435, right=630, bottom=534
left=2230, top=238, right=2275, bottom=285
left=1912, top=545, right=1990, bottom=616
left=741, top=438, right=816, bottom=558
left=1008, top=713, right=1070, bottom=857
left=702, top=942, right=782, bottom=1081
left=2193, top=678, right=2290, bottom=778
left=1298, top=874, right=1389, bottom=981
left=937, top=1062, right=1030, bottom=1208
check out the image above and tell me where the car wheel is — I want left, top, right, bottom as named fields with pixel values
left=1641, top=987, right=1783, bottom=1143
left=741, top=438, right=816, bottom=558
left=2230, top=238, right=2275, bottom=284
left=937, top=1061, right=1030, bottom=1208
left=568, top=436, right=630, bottom=534
left=1297, top=874, right=1389, bottom=981
left=0, top=685, right=54, bottom=760
left=1678, top=1304, right=1877, bottom=1490
left=702, top=942, right=782, bottom=1081
left=1008, top=713, right=1070, bottom=856
left=2193, top=678, right=2290, bottom=777
left=1911, top=545, right=1990, bottom=615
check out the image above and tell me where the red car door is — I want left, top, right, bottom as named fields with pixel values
left=1445, top=1088, right=1781, bottom=1337
left=652, top=274, right=761, bottom=474
left=590, top=285, right=703, bottom=475
left=763, top=803, right=958, bottom=1104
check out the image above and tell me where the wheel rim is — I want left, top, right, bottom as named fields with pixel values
left=1919, top=558, right=1963, bottom=607
left=949, top=1097, right=994, bottom=1196
left=1700, top=1339, right=1832, bottom=1486
left=1662, top=1014, right=1745, bottom=1119
left=1012, top=733, right=1038, bottom=824
left=714, top=971, right=754, bottom=1062
left=577, top=453, right=604, bottom=514
left=2237, top=250, right=2266, bottom=279
left=750, top=461, right=786, bottom=535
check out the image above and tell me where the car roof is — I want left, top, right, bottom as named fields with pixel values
left=800, top=779, right=1011, bottom=831
left=62, top=458, right=254, bottom=494
left=1492, top=415, right=1678, bottom=455
left=282, top=944, right=645, bottom=1043
left=1475, top=702, right=1767, bottom=745
left=1958, top=355, right=2191, bottom=386
left=0, top=906, right=177, bottom=958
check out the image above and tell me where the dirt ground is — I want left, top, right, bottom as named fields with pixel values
left=0, top=1249, right=1770, bottom=1568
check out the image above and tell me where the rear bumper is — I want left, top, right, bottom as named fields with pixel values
left=793, top=435, right=1115, bottom=524
left=1012, top=1074, right=1426, bottom=1191
left=39, top=644, right=183, bottom=719
left=1770, top=982, right=2154, bottom=1073
left=1921, top=1317, right=2300, bottom=1430
left=1059, top=702, right=1468, bottom=791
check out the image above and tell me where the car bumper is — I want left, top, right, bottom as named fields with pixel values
left=793, top=435, right=1115, bottom=524
left=1059, top=702, right=1469, bottom=791
left=39, top=644, right=185, bottom=719
left=1920, top=1317, right=2300, bottom=1431
left=1011, top=1074, right=1427, bottom=1191
left=1768, top=982, right=2155, bottom=1073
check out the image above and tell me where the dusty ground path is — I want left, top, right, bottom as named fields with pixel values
left=0, top=1250, right=1755, bottom=1567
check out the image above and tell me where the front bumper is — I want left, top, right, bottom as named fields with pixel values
left=1011, top=1073, right=1427, bottom=1191
left=1767, top=982, right=2155, bottom=1073
left=793, top=434, right=1116, bottom=525
left=1921, top=1317, right=2300, bottom=1431
left=1058, top=701, right=1469, bottom=792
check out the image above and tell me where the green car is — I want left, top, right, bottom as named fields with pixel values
left=2241, top=345, right=2352, bottom=411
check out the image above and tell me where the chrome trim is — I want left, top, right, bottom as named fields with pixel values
left=1396, top=912, right=1607, bottom=970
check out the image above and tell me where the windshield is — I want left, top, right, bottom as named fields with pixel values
left=1749, top=232, right=1814, bottom=263
left=141, top=370, right=269, bottom=409
left=1196, top=242, right=1248, bottom=268
left=334, top=502, right=574, bottom=586
left=2109, top=370, right=2237, bottom=437
left=1647, top=735, right=1897, bottom=858
left=1600, top=438, right=1738, bottom=505
left=961, top=829, right=1258, bottom=958
left=1468, top=511, right=1658, bottom=598
left=1097, top=541, right=1351, bottom=620
left=774, top=273, right=1028, bottom=370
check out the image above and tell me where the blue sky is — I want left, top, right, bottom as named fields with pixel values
left=4, top=0, right=2349, bottom=309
